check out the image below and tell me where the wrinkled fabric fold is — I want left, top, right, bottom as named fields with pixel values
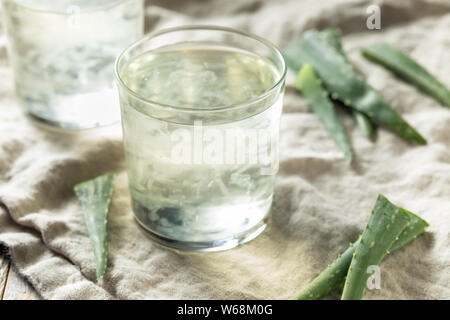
left=0, top=0, right=449, bottom=299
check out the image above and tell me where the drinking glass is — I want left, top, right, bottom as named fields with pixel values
left=1, top=0, right=144, bottom=129
left=115, top=26, right=286, bottom=251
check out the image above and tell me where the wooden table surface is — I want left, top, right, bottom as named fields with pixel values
left=0, top=250, right=40, bottom=300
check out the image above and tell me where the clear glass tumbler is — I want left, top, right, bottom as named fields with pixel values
left=1, top=0, right=144, bottom=129
left=115, top=26, right=286, bottom=251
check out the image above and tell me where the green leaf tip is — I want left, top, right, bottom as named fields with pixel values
left=296, top=63, right=353, bottom=162
left=74, top=172, right=115, bottom=281
left=353, top=110, right=375, bottom=138
left=362, top=43, right=450, bottom=108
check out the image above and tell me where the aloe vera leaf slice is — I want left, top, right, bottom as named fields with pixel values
left=291, top=197, right=428, bottom=300
left=283, top=30, right=426, bottom=144
left=74, top=173, right=115, bottom=281
left=296, top=63, right=353, bottom=161
left=341, top=194, right=411, bottom=300
left=362, top=43, right=450, bottom=108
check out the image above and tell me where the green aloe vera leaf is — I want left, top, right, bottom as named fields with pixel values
left=319, top=28, right=346, bottom=57
left=389, top=209, right=428, bottom=252
left=283, top=30, right=426, bottom=144
left=291, top=197, right=428, bottom=300
left=74, top=173, right=115, bottom=281
left=296, top=63, right=353, bottom=161
left=362, top=43, right=450, bottom=108
left=341, top=194, right=411, bottom=300
left=290, top=239, right=357, bottom=300
left=318, top=28, right=375, bottom=138
left=353, top=110, right=374, bottom=138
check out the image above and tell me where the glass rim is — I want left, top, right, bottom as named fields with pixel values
left=4, top=0, right=134, bottom=15
left=114, top=25, right=287, bottom=113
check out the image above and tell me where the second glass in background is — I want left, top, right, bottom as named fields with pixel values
left=1, top=0, right=144, bottom=129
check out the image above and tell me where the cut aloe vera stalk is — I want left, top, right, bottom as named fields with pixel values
left=291, top=196, right=428, bottom=300
left=283, top=30, right=426, bottom=144
left=74, top=173, right=115, bottom=281
left=296, top=63, right=353, bottom=161
left=341, top=195, right=411, bottom=300
left=362, top=43, right=450, bottom=108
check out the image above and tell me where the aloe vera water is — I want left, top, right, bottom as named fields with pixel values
left=118, top=42, right=284, bottom=250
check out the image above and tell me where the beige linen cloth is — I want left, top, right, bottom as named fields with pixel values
left=0, top=0, right=449, bottom=299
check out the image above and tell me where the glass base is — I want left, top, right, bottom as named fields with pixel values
left=20, top=85, right=121, bottom=130
left=26, top=111, right=119, bottom=131
left=135, top=215, right=268, bottom=252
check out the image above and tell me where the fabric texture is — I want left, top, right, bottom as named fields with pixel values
left=0, top=0, right=449, bottom=299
